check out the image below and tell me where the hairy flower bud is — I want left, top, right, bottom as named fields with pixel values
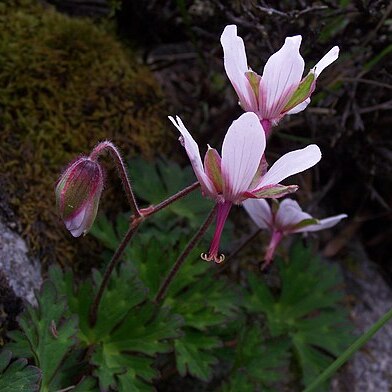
left=55, top=157, right=104, bottom=237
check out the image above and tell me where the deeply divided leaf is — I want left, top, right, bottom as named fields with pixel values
left=6, top=281, right=78, bottom=391
left=50, top=262, right=183, bottom=391
left=245, top=243, right=353, bottom=389
left=0, top=350, right=41, bottom=392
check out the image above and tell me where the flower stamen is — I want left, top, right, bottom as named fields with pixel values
left=200, top=253, right=225, bottom=263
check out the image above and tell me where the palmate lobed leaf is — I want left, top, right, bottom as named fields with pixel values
left=174, top=330, right=221, bottom=382
left=49, top=262, right=183, bottom=391
left=245, top=242, right=353, bottom=389
left=103, top=223, right=241, bottom=382
left=130, top=236, right=241, bottom=382
left=5, top=281, right=79, bottom=391
left=0, top=350, right=41, bottom=392
left=219, top=324, right=289, bottom=392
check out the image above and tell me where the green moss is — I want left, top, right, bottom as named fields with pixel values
left=0, top=0, right=168, bottom=266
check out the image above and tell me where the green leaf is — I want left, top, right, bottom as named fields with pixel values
left=92, top=212, right=240, bottom=382
left=6, top=281, right=78, bottom=391
left=245, top=242, right=353, bottom=389
left=49, top=263, right=183, bottom=391
left=127, top=234, right=241, bottom=381
left=0, top=350, right=41, bottom=392
left=220, top=324, right=289, bottom=392
left=174, top=330, right=221, bottom=381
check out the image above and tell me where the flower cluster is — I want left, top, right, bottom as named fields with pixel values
left=170, top=25, right=344, bottom=264
left=56, top=24, right=345, bottom=268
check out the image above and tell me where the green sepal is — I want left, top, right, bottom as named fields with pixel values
left=291, top=218, right=319, bottom=231
left=204, top=146, right=223, bottom=192
left=249, top=156, right=268, bottom=190
left=245, top=184, right=298, bottom=199
left=283, top=72, right=315, bottom=112
left=245, top=71, right=261, bottom=99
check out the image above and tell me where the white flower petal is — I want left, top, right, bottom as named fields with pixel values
left=221, top=25, right=258, bottom=111
left=275, top=199, right=312, bottom=229
left=169, top=116, right=216, bottom=195
left=312, top=46, right=339, bottom=78
left=260, top=36, right=305, bottom=119
left=296, top=213, right=347, bottom=233
left=65, top=207, right=87, bottom=237
left=243, top=199, right=272, bottom=230
left=257, top=145, right=321, bottom=188
left=221, top=113, right=265, bottom=202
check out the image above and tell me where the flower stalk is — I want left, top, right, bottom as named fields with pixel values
left=139, top=181, right=200, bottom=218
left=89, top=224, right=139, bottom=327
left=154, top=204, right=218, bottom=304
left=88, top=179, right=202, bottom=327
left=89, top=141, right=141, bottom=218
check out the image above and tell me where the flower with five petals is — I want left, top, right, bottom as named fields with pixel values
left=221, top=25, right=339, bottom=136
left=243, top=198, right=347, bottom=269
left=169, top=112, right=322, bottom=263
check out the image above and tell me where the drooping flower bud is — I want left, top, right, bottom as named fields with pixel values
left=55, top=157, right=104, bottom=237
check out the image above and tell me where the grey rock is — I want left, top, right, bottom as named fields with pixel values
left=0, top=219, right=42, bottom=305
left=332, top=242, right=392, bottom=391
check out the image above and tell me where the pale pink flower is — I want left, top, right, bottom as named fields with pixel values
left=221, top=25, right=339, bottom=136
left=243, top=198, right=347, bottom=268
left=169, top=112, right=322, bottom=263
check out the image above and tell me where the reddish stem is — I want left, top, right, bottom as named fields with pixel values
left=140, top=182, right=200, bottom=218
left=89, top=224, right=139, bottom=327
left=262, top=230, right=283, bottom=270
left=154, top=204, right=218, bottom=304
left=89, top=141, right=141, bottom=217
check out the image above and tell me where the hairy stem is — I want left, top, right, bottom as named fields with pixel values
left=89, top=141, right=141, bottom=217
left=89, top=224, right=139, bottom=327
left=140, top=182, right=200, bottom=218
left=154, top=204, right=218, bottom=304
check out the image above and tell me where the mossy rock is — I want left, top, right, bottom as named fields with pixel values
left=0, top=0, right=168, bottom=268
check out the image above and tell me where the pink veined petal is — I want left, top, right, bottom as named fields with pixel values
left=243, top=199, right=272, bottom=230
left=260, top=36, right=305, bottom=119
left=168, top=116, right=216, bottom=196
left=221, top=112, right=266, bottom=202
left=256, top=144, right=321, bottom=188
left=295, top=213, right=347, bottom=233
left=221, top=25, right=258, bottom=112
left=312, top=46, right=339, bottom=78
left=275, top=199, right=313, bottom=231
left=286, top=97, right=311, bottom=115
